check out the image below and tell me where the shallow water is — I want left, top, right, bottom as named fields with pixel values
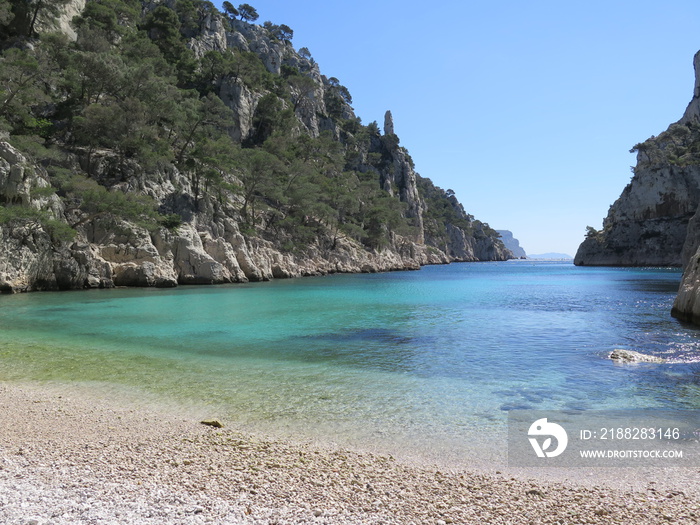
left=1, top=261, right=699, bottom=465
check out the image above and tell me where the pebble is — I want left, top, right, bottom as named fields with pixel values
left=200, top=419, right=223, bottom=428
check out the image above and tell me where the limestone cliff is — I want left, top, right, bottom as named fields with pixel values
left=575, top=51, right=700, bottom=267
left=670, top=51, right=700, bottom=324
left=0, top=139, right=461, bottom=293
left=0, top=1, right=511, bottom=293
left=574, top=48, right=700, bottom=324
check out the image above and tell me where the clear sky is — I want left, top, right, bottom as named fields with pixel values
left=218, top=1, right=699, bottom=257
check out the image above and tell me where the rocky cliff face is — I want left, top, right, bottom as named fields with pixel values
left=0, top=139, right=458, bottom=293
left=575, top=51, right=700, bottom=267
left=0, top=1, right=511, bottom=293
left=672, top=250, right=700, bottom=324
left=576, top=48, right=700, bottom=325
left=574, top=164, right=700, bottom=266
left=670, top=51, right=700, bottom=324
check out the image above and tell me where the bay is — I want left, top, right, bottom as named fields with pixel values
left=1, top=261, right=699, bottom=465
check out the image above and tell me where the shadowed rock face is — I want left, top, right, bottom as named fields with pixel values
left=575, top=51, right=700, bottom=269
left=573, top=148, right=700, bottom=267
left=672, top=257, right=700, bottom=324
left=667, top=52, right=700, bottom=325
left=568, top=49, right=700, bottom=326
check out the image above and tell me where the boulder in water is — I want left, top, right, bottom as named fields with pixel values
left=609, top=349, right=665, bottom=364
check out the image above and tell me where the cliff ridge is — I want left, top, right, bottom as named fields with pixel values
left=0, top=1, right=511, bottom=292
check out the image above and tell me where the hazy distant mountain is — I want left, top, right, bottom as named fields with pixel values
left=527, top=253, right=573, bottom=260
left=495, top=231, right=526, bottom=258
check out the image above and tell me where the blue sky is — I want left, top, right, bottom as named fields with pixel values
left=220, top=1, right=699, bottom=256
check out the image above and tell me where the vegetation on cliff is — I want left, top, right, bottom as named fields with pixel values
left=630, top=122, right=700, bottom=170
left=0, top=0, right=509, bottom=290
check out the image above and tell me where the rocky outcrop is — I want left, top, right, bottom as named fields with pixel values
left=379, top=145, right=425, bottom=244
left=574, top=165, right=700, bottom=266
left=609, top=349, right=665, bottom=364
left=217, top=18, right=329, bottom=142
left=445, top=223, right=511, bottom=262
left=37, top=0, right=86, bottom=41
left=679, top=50, right=700, bottom=126
left=575, top=51, right=700, bottom=267
left=384, top=111, right=395, bottom=136
left=672, top=252, right=700, bottom=323
left=496, top=230, right=526, bottom=258
left=672, top=200, right=700, bottom=323
left=0, top=222, right=55, bottom=293
left=631, top=50, right=700, bottom=326
left=571, top=49, right=700, bottom=325
left=0, top=142, right=65, bottom=292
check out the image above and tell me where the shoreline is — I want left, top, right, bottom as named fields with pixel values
left=1, top=381, right=699, bottom=524
left=0, top=258, right=534, bottom=297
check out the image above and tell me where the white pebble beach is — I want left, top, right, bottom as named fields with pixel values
left=1, top=382, right=699, bottom=524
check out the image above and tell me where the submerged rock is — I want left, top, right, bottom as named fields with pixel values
left=609, top=349, right=665, bottom=364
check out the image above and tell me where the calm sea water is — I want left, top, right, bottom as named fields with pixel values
left=1, top=261, right=699, bottom=464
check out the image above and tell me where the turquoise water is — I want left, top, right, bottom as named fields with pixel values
left=1, top=261, right=699, bottom=463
